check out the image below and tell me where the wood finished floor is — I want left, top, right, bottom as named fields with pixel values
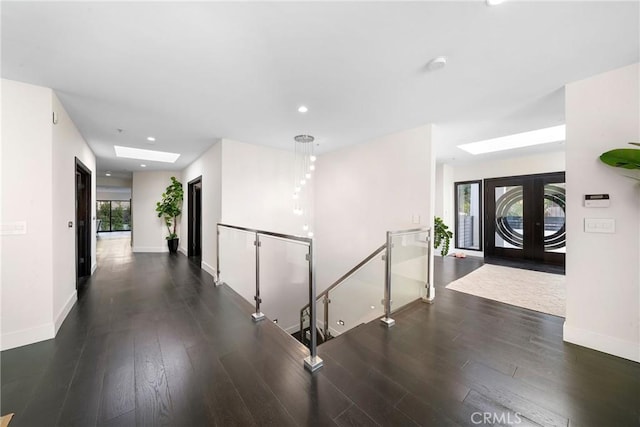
left=1, top=239, right=639, bottom=426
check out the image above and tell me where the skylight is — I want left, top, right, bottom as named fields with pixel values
left=114, top=145, right=180, bottom=163
left=457, top=125, right=566, bottom=155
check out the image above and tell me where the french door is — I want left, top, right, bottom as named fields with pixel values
left=484, top=172, right=566, bottom=265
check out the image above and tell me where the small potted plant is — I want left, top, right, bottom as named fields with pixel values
left=434, top=216, right=453, bottom=256
left=156, top=176, right=183, bottom=253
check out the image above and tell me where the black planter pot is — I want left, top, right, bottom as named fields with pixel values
left=167, top=238, right=179, bottom=254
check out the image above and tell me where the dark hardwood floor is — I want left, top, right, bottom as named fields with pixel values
left=1, top=239, right=638, bottom=426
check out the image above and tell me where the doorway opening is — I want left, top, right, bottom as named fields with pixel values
left=188, top=176, right=202, bottom=266
left=75, top=158, right=92, bottom=288
left=484, top=171, right=566, bottom=271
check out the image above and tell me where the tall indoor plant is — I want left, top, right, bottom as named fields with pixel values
left=156, top=176, right=184, bottom=253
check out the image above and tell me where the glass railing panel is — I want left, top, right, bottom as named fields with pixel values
left=259, top=234, right=310, bottom=334
left=389, top=231, right=428, bottom=313
left=323, top=252, right=385, bottom=338
left=218, top=226, right=256, bottom=303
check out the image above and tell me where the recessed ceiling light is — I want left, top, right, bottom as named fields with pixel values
left=140, top=164, right=147, bottom=168
left=147, top=136, right=156, bottom=142
left=114, top=145, right=180, bottom=163
left=486, top=0, right=506, bottom=5
left=426, top=56, right=447, bottom=71
left=105, top=172, right=112, bottom=177
left=457, top=125, right=566, bottom=155
left=298, top=106, right=308, bottom=113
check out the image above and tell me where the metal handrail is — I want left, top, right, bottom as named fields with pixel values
left=216, top=222, right=323, bottom=373
left=217, top=222, right=312, bottom=244
left=299, top=226, right=431, bottom=343
left=299, top=243, right=387, bottom=316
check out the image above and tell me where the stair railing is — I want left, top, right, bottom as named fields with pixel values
left=300, top=227, right=432, bottom=346
left=215, top=223, right=323, bottom=373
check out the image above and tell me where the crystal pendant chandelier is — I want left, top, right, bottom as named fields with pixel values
left=293, top=135, right=316, bottom=237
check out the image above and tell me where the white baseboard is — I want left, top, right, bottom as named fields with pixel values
left=563, top=322, right=640, bottom=363
left=132, top=246, right=168, bottom=253
left=178, top=246, right=187, bottom=256
left=54, top=291, right=77, bottom=334
left=1, top=323, right=55, bottom=351
left=91, top=262, right=97, bottom=274
left=201, top=260, right=217, bottom=280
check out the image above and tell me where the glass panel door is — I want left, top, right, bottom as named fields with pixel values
left=494, top=185, right=524, bottom=250
left=485, top=172, right=565, bottom=266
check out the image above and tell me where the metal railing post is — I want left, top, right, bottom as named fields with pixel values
left=323, top=294, right=331, bottom=340
left=380, top=231, right=395, bottom=327
left=304, top=241, right=323, bottom=372
left=422, top=228, right=435, bottom=303
left=214, top=225, right=221, bottom=286
left=251, top=233, right=265, bottom=321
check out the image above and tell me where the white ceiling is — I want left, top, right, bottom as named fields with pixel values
left=2, top=1, right=638, bottom=177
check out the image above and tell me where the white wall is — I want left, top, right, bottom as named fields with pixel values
left=220, top=139, right=309, bottom=236
left=51, top=93, right=96, bottom=333
left=132, top=171, right=181, bottom=252
left=564, top=63, right=640, bottom=362
left=435, top=150, right=566, bottom=257
left=314, top=125, right=433, bottom=298
left=1, top=80, right=55, bottom=350
left=179, top=141, right=222, bottom=278
left=1, top=79, right=95, bottom=350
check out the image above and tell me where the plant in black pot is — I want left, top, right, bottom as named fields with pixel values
left=156, top=176, right=184, bottom=254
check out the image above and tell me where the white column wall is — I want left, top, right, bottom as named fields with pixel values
left=1, top=80, right=55, bottom=350
left=1, top=80, right=95, bottom=350
left=179, top=141, right=222, bottom=278
left=564, top=63, right=640, bottom=362
left=51, top=93, right=96, bottom=332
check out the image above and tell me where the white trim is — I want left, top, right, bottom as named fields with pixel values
left=1, top=323, right=55, bottom=351
left=132, top=246, right=168, bottom=253
left=178, top=246, right=188, bottom=256
left=54, top=291, right=77, bottom=334
left=91, top=262, right=97, bottom=274
left=563, top=322, right=640, bottom=363
left=201, top=260, right=217, bottom=280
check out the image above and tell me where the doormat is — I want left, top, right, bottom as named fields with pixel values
left=1, top=413, right=14, bottom=427
left=446, top=264, right=565, bottom=317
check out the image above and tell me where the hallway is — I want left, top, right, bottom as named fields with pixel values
left=1, top=241, right=639, bottom=426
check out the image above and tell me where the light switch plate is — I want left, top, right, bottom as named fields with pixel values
left=584, top=218, right=615, bottom=233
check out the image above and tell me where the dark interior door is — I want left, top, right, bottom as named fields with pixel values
left=188, top=177, right=202, bottom=259
left=484, top=172, right=565, bottom=266
left=75, top=158, right=92, bottom=285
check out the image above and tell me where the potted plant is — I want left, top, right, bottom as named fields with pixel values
left=156, top=176, right=184, bottom=253
left=433, top=216, right=453, bottom=256
left=600, top=142, right=640, bottom=180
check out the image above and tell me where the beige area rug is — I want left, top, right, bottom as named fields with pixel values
left=446, top=264, right=566, bottom=317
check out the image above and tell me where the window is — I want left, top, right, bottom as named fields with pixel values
left=454, top=181, right=482, bottom=251
left=97, top=200, right=131, bottom=232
